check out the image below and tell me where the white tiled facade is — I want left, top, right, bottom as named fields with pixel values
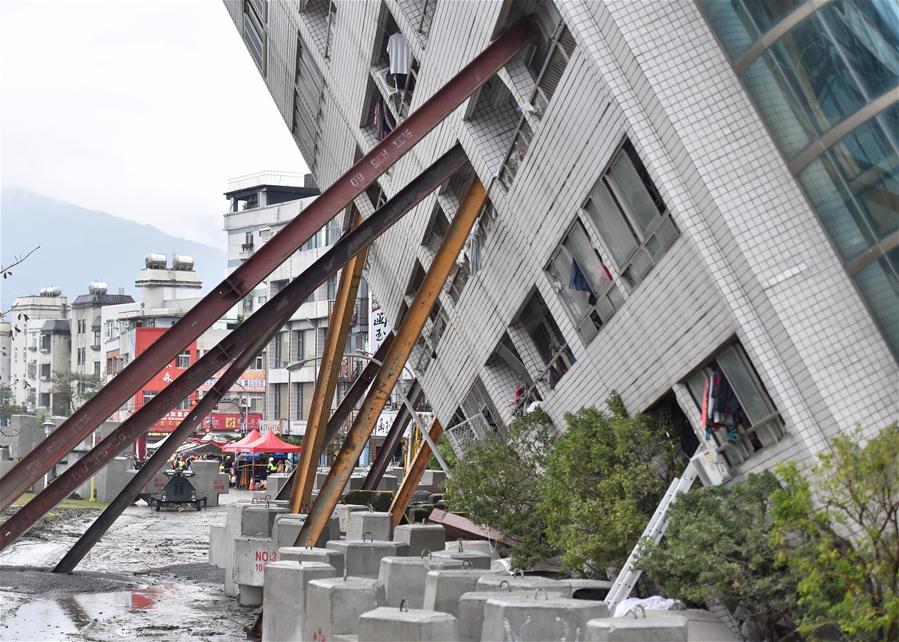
left=224, top=0, right=898, bottom=478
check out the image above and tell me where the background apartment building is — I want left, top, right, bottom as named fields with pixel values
left=224, top=0, right=897, bottom=480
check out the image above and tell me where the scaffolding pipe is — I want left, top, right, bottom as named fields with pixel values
left=0, top=147, right=468, bottom=550
left=0, top=17, right=535, bottom=512
left=361, top=380, right=423, bottom=490
left=389, top=419, right=444, bottom=527
left=295, top=178, right=487, bottom=547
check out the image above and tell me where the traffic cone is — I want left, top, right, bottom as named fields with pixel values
left=248, top=477, right=255, bottom=491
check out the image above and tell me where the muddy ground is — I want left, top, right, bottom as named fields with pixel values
left=0, top=491, right=255, bottom=641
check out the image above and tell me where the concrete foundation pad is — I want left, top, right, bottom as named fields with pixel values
left=261, top=561, right=336, bottom=642
left=587, top=615, right=688, bottom=641
left=279, top=545, right=345, bottom=576
left=481, top=595, right=609, bottom=642
left=234, top=536, right=281, bottom=605
left=393, top=524, right=446, bottom=558
left=357, top=607, right=458, bottom=642
left=445, top=539, right=498, bottom=560
left=306, top=576, right=386, bottom=640
left=379, top=556, right=464, bottom=608
left=430, top=549, right=491, bottom=569
left=422, top=569, right=500, bottom=617
left=475, top=574, right=570, bottom=596
left=336, top=504, right=369, bottom=533
left=272, top=513, right=340, bottom=548
left=376, top=475, right=398, bottom=492
left=327, top=540, right=409, bottom=579
left=645, top=609, right=739, bottom=641
left=568, top=578, right=614, bottom=601
left=346, top=511, right=393, bottom=541
left=456, top=591, right=533, bottom=641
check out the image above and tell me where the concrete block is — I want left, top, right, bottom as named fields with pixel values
left=93, top=457, right=132, bottom=503
left=445, top=539, right=498, bottom=560
left=358, top=607, right=458, bottom=642
left=209, top=523, right=228, bottom=569
left=327, top=540, right=409, bottom=579
left=234, top=536, right=281, bottom=606
left=418, top=470, right=445, bottom=491
left=306, top=576, right=386, bottom=640
left=376, top=474, right=398, bottom=492
left=315, top=469, right=330, bottom=491
left=241, top=505, right=289, bottom=537
left=272, top=513, right=339, bottom=548
left=336, top=504, right=369, bottom=533
left=456, top=591, right=533, bottom=641
left=645, top=609, right=739, bottom=641
left=422, top=569, right=499, bottom=617
left=343, top=474, right=367, bottom=494
left=569, top=578, right=614, bottom=601
left=265, top=472, right=290, bottom=497
left=261, top=561, right=336, bottom=642
left=587, top=615, right=688, bottom=641
left=346, top=511, right=393, bottom=542
left=379, top=556, right=464, bottom=608
left=430, top=549, right=491, bottom=569
left=393, top=524, right=445, bottom=558
left=481, top=595, right=609, bottom=642
left=278, top=545, right=345, bottom=576
left=475, top=574, right=570, bottom=596
left=332, top=636, right=358, bottom=642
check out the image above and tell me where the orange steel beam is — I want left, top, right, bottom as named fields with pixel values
left=0, top=17, right=534, bottom=512
left=290, top=214, right=367, bottom=512
left=294, top=178, right=487, bottom=547
left=389, top=419, right=444, bottom=527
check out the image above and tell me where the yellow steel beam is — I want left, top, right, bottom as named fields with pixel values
left=289, top=214, right=367, bottom=513
left=295, top=178, right=487, bottom=546
left=389, top=418, right=443, bottom=527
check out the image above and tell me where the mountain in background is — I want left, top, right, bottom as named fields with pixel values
left=1, top=189, right=226, bottom=311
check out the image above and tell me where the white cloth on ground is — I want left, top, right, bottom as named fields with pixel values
left=614, top=595, right=679, bottom=618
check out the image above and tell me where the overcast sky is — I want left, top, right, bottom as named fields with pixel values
left=1, top=0, right=308, bottom=248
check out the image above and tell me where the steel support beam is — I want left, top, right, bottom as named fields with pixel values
left=290, top=215, right=368, bottom=513
left=389, top=419, right=444, bottom=528
left=274, top=333, right=393, bottom=501
left=0, top=148, right=468, bottom=550
left=54, top=334, right=269, bottom=573
left=0, top=18, right=535, bottom=512
left=295, top=178, right=487, bottom=548
left=362, top=380, right=423, bottom=490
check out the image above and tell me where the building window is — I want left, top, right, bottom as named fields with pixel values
left=142, top=390, right=158, bottom=406
left=254, top=352, right=265, bottom=370
left=40, top=363, right=51, bottom=380
left=327, top=274, right=338, bottom=300
left=40, top=334, right=51, bottom=352
left=92, top=329, right=101, bottom=348
left=583, top=139, right=679, bottom=289
left=242, top=0, right=267, bottom=74
left=175, top=350, right=191, bottom=369
left=273, top=385, right=281, bottom=420
left=175, top=398, right=192, bottom=411
left=242, top=231, right=254, bottom=251
left=94, top=361, right=101, bottom=377
left=39, top=392, right=50, bottom=408
left=685, top=342, right=785, bottom=468
left=546, top=218, right=623, bottom=343
left=273, top=332, right=289, bottom=368
left=514, top=290, right=575, bottom=391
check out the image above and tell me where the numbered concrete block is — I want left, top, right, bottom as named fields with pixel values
left=234, top=536, right=281, bottom=606
left=456, top=591, right=533, bottom=641
left=430, top=548, right=491, bottom=569
left=208, top=523, right=228, bottom=569
left=476, top=574, right=570, bottom=596
left=261, top=561, right=336, bottom=642
left=379, top=556, right=464, bottom=608
left=279, top=545, right=345, bottom=576
left=347, top=511, right=393, bottom=542
left=357, top=607, right=458, bottom=642
left=336, top=504, right=368, bottom=533
left=393, top=524, right=445, bottom=558
left=327, top=540, right=409, bottom=579
left=306, top=576, right=386, bottom=640
left=587, top=615, right=688, bottom=641
left=481, top=595, right=608, bottom=642
left=422, top=569, right=499, bottom=617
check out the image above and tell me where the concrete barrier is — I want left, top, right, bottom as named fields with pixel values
left=358, top=607, right=458, bottom=642
left=376, top=474, right=398, bottom=492
left=343, top=474, right=366, bottom=494
left=336, top=504, right=368, bottom=533
left=476, top=574, right=570, bottom=596
left=261, top=561, right=336, bottom=642
left=430, top=549, right=491, bottom=569
left=586, top=615, right=688, bottom=641
left=326, top=540, right=409, bottom=579
left=645, top=609, right=739, bottom=641
left=481, top=595, right=608, bottom=642
left=93, top=457, right=132, bottom=503
left=234, top=536, right=282, bottom=606
left=422, top=569, right=499, bottom=617
left=222, top=503, right=287, bottom=599
left=306, top=576, right=386, bottom=640
left=209, top=523, right=228, bottom=569
left=347, top=511, right=393, bottom=541
left=456, top=591, right=533, bottom=641
left=393, top=524, right=445, bottom=558
left=378, top=556, right=464, bottom=608
left=278, top=546, right=345, bottom=576
left=265, top=473, right=290, bottom=497
left=445, top=539, right=498, bottom=560
left=568, top=579, right=614, bottom=601
left=272, top=513, right=339, bottom=548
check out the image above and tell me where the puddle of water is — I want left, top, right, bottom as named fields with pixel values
left=0, top=587, right=162, bottom=641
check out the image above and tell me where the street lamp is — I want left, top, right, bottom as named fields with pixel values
left=286, top=351, right=451, bottom=475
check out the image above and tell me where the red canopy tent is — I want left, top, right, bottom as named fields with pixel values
left=244, top=430, right=301, bottom=454
left=221, top=428, right=262, bottom=453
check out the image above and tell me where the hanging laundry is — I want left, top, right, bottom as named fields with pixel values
left=569, top=259, right=592, bottom=292
left=387, top=33, right=412, bottom=75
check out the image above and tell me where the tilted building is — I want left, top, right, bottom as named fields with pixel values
left=223, top=0, right=898, bottom=480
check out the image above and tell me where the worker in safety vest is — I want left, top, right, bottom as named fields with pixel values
left=267, top=457, right=277, bottom=476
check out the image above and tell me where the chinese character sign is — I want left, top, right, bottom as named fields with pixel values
left=369, top=295, right=391, bottom=352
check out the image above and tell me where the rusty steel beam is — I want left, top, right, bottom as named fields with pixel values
left=54, top=335, right=270, bottom=573
left=289, top=215, right=368, bottom=513
left=274, top=333, right=393, bottom=502
left=0, top=148, right=468, bottom=550
left=295, top=178, right=487, bottom=547
left=389, top=419, right=444, bottom=527
left=362, top=380, right=423, bottom=490
left=0, top=17, right=535, bottom=512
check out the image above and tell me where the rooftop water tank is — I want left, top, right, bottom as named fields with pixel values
left=171, top=255, right=195, bottom=271
left=145, top=253, right=167, bottom=269
left=40, top=286, right=63, bottom=297
left=88, top=281, right=108, bottom=295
